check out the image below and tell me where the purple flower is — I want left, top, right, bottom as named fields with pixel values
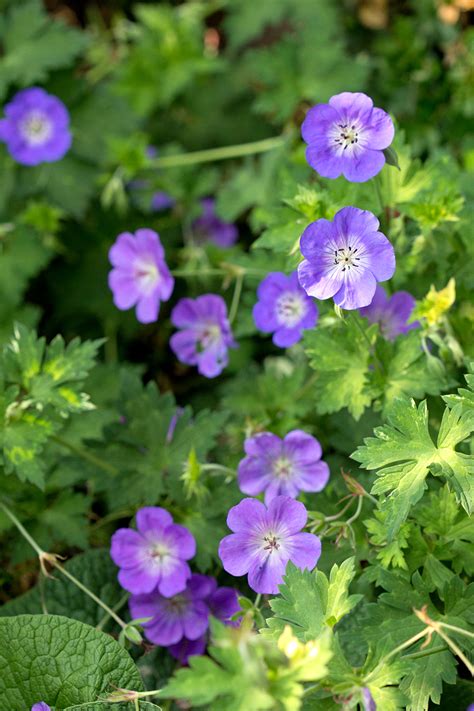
left=108, top=228, right=174, bottom=324
left=298, top=206, right=395, bottom=310
left=31, top=705, right=51, bottom=711
left=253, top=272, right=318, bottom=347
left=168, top=577, right=240, bottom=664
left=170, top=294, right=237, bottom=378
left=361, top=688, right=377, bottom=711
left=219, top=497, right=321, bottom=594
left=110, top=507, right=196, bottom=597
left=192, top=198, right=238, bottom=248
left=301, top=92, right=394, bottom=183
left=0, top=87, right=71, bottom=166
left=129, top=573, right=212, bottom=646
left=359, top=284, right=419, bottom=340
left=238, top=430, right=329, bottom=504
left=151, top=191, right=176, bottom=212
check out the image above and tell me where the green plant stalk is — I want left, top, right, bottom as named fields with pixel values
left=149, top=135, right=286, bottom=169
left=52, top=434, right=119, bottom=476
left=1, top=500, right=129, bottom=633
left=229, top=272, right=244, bottom=324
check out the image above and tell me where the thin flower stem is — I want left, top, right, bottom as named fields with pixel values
left=200, top=463, right=236, bottom=476
left=52, top=435, right=119, bottom=476
left=321, top=498, right=356, bottom=523
left=345, top=495, right=363, bottom=526
left=365, top=628, right=430, bottom=683
left=149, top=135, right=286, bottom=169
left=96, top=592, right=129, bottom=631
left=402, top=644, right=446, bottom=661
left=254, top=593, right=262, bottom=609
left=436, top=628, right=474, bottom=675
left=229, top=272, right=244, bottom=324
left=0, top=502, right=45, bottom=557
left=1, top=500, right=130, bottom=633
left=348, top=311, right=385, bottom=374
left=437, top=621, right=474, bottom=640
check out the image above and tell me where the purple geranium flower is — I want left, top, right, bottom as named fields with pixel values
left=108, top=228, right=174, bottom=324
left=31, top=705, right=51, bottom=711
left=151, top=191, right=176, bottom=212
left=169, top=577, right=240, bottom=664
left=301, top=92, right=394, bottom=183
left=192, top=198, right=238, bottom=248
left=219, top=496, right=321, bottom=594
left=253, top=272, right=318, bottom=347
left=238, top=430, right=329, bottom=504
left=359, top=284, right=419, bottom=340
left=170, top=294, right=237, bottom=378
left=110, top=507, right=196, bottom=597
left=0, top=87, right=71, bottom=166
left=129, top=573, right=212, bottom=646
left=298, top=206, right=395, bottom=310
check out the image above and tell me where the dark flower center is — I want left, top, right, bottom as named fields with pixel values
left=164, top=594, right=189, bottom=615
left=273, top=456, right=293, bottom=479
left=263, top=534, right=281, bottom=552
left=333, top=245, right=361, bottom=272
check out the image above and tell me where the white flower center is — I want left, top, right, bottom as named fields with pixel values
left=330, top=119, right=365, bottom=156
left=146, top=541, right=170, bottom=569
left=20, top=111, right=52, bottom=146
left=275, top=291, right=307, bottom=327
left=200, top=322, right=221, bottom=349
left=273, top=456, right=293, bottom=479
left=134, top=257, right=160, bottom=294
left=333, top=244, right=362, bottom=272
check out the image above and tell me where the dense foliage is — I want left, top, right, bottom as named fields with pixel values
left=0, top=1, right=473, bottom=710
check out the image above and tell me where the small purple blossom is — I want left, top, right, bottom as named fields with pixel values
left=129, top=573, right=237, bottom=647
left=359, top=284, right=419, bottom=340
left=219, top=496, right=321, bottom=594
left=361, top=688, right=377, bottom=711
left=110, top=507, right=196, bottom=597
left=0, top=88, right=71, bottom=166
left=298, top=206, right=395, bottom=310
left=168, top=577, right=240, bottom=664
left=31, top=705, right=51, bottom=711
left=192, top=198, right=238, bottom=248
left=108, top=228, right=174, bottom=324
left=253, top=272, right=318, bottom=347
left=151, top=191, right=176, bottom=212
left=238, top=430, right=329, bottom=504
left=302, top=92, right=394, bottom=183
left=170, top=294, right=237, bottom=378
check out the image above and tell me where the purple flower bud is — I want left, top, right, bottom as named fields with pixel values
left=219, top=496, right=321, bottom=594
left=0, top=88, right=72, bottom=166
left=253, top=272, right=318, bottom=347
left=302, top=92, right=394, bottom=183
left=108, top=228, right=174, bottom=324
left=298, top=206, right=395, bottom=310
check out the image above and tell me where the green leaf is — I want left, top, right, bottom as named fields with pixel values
left=303, top=316, right=376, bottom=420
left=0, top=0, right=88, bottom=99
left=0, top=614, right=142, bottom=710
left=0, top=549, right=123, bottom=630
left=265, top=558, right=362, bottom=641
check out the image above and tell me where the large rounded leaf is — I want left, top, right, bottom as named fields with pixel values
left=0, top=614, right=143, bottom=710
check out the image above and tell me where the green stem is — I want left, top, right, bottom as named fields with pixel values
left=229, top=273, right=244, bottom=324
left=345, top=495, right=363, bottom=526
left=438, top=620, right=474, bottom=640
left=96, top=592, right=129, bottom=631
left=365, top=628, right=429, bottom=683
left=402, top=645, right=446, bottom=661
left=372, top=175, right=385, bottom=215
left=348, top=312, right=385, bottom=374
left=52, top=435, right=119, bottom=476
left=254, top=593, right=262, bottom=609
left=0, top=502, right=45, bottom=557
left=149, top=135, right=285, bottom=169
left=200, top=463, right=236, bottom=477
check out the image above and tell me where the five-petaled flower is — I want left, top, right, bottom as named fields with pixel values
left=129, top=573, right=238, bottom=649
left=108, top=228, right=174, bottom=324
left=238, top=430, right=329, bottom=504
left=298, top=206, right=395, bottom=310
left=253, top=272, right=318, bottom=347
left=301, top=91, right=394, bottom=182
left=219, top=496, right=321, bottom=594
left=0, top=87, right=72, bottom=166
left=170, top=294, right=237, bottom=378
left=192, top=198, right=238, bottom=248
left=359, top=284, right=419, bottom=340
left=110, top=507, right=196, bottom=597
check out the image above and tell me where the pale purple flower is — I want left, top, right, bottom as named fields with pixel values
left=362, top=688, right=377, bottom=711
left=359, top=284, right=419, bottom=340
left=129, top=573, right=212, bottom=646
left=110, top=507, right=196, bottom=597
left=0, top=87, right=71, bottom=166
left=170, top=294, right=237, bottom=378
left=238, top=430, right=329, bottom=504
left=192, top=198, right=238, bottom=248
left=219, top=497, right=321, bottom=594
left=108, top=228, right=174, bottom=324
left=31, top=705, right=51, bottom=711
left=253, top=272, right=318, bottom=347
left=151, top=191, right=175, bottom=212
left=302, top=92, right=394, bottom=182
left=298, top=206, right=395, bottom=310
left=169, top=577, right=240, bottom=664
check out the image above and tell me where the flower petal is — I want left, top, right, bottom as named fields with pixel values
left=333, top=268, right=377, bottom=310
left=288, top=532, right=322, bottom=570
left=219, top=533, right=259, bottom=576
left=267, top=496, right=307, bottom=534
left=226, top=497, right=268, bottom=533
